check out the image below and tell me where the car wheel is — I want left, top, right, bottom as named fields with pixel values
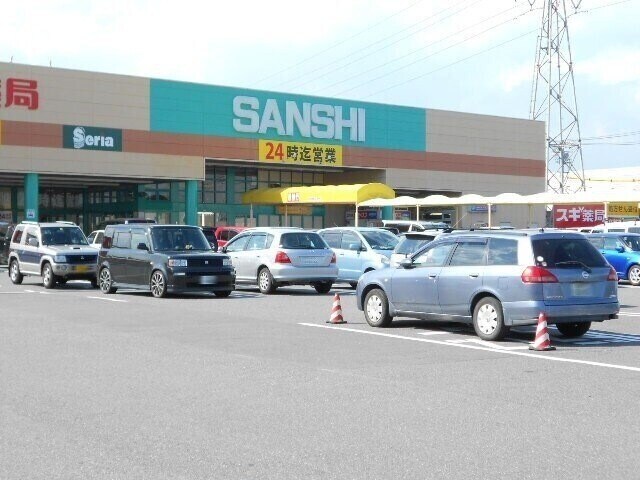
left=258, top=268, right=277, bottom=294
left=42, top=263, right=56, bottom=289
left=214, top=290, right=232, bottom=298
left=313, top=282, right=332, bottom=294
left=627, top=265, right=640, bottom=286
left=556, top=321, right=591, bottom=338
left=364, top=288, right=392, bottom=328
left=150, top=270, right=168, bottom=298
left=473, top=297, right=509, bottom=341
left=99, top=267, right=117, bottom=294
left=9, top=260, right=23, bottom=285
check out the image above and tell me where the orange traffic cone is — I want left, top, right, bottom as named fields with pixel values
left=529, top=312, right=556, bottom=351
left=326, top=293, right=347, bottom=324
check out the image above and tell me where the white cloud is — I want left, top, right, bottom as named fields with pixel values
left=499, top=63, right=531, bottom=92
left=576, top=49, right=640, bottom=85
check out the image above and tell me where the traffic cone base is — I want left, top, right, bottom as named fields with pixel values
left=529, top=312, right=556, bottom=351
left=327, top=293, right=347, bottom=324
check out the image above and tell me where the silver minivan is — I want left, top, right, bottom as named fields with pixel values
left=356, top=230, right=619, bottom=340
left=318, top=227, right=399, bottom=287
left=222, top=227, right=338, bottom=294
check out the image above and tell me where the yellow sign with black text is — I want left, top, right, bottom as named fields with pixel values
left=608, top=202, right=639, bottom=217
left=258, top=140, right=342, bottom=166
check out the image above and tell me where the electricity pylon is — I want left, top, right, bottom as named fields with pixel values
left=529, top=0, right=585, bottom=193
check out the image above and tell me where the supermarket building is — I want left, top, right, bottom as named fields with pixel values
left=0, top=62, right=546, bottom=231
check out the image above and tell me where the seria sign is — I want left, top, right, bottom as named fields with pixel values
left=63, top=125, right=122, bottom=152
left=233, top=96, right=365, bottom=142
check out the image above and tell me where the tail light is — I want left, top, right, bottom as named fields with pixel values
left=521, top=266, right=559, bottom=283
left=608, top=266, right=618, bottom=281
left=275, top=251, right=291, bottom=264
left=330, top=252, right=336, bottom=264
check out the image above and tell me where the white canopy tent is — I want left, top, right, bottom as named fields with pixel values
left=358, top=191, right=640, bottom=227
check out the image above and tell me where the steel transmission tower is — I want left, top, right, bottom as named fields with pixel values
left=530, top=0, right=585, bottom=193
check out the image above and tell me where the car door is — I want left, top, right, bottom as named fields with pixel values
left=390, top=241, right=455, bottom=314
left=21, top=227, right=41, bottom=274
left=127, top=228, right=152, bottom=286
left=224, top=233, right=251, bottom=281
left=436, top=239, right=487, bottom=317
left=110, top=229, right=131, bottom=284
left=242, top=233, right=270, bottom=279
left=337, top=231, right=365, bottom=281
left=601, top=236, right=627, bottom=276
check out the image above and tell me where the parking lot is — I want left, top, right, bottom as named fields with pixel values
left=2, top=269, right=640, bottom=479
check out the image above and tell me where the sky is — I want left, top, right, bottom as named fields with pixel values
left=1, top=0, right=639, bottom=172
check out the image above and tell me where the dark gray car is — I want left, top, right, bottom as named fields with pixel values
left=356, top=230, right=619, bottom=341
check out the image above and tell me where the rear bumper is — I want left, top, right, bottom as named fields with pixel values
left=270, top=264, right=338, bottom=284
left=504, top=300, right=620, bottom=326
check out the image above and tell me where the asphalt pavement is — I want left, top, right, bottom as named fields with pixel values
left=1, top=268, right=639, bottom=480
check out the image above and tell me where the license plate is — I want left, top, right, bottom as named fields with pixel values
left=300, top=257, right=321, bottom=265
left=571, top=282, right=592, bottom=297
left=199, top=275, right=218, bottom=284
left=74, top=265, right=90, bottom=273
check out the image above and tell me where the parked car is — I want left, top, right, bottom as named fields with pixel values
left=586, top=232, right=640, bottom=286
left=222, top=227, right=337, bottom=294
left=86, top=230, right=105, bottom=250
left=201, top=226, right=219, bottom=251
left=8, top=221, right=98, bottom=288
left=356, top=230, right=619, bottom=341
left=583, top=221, right=640, bottom=233
left=215, top=226, right=248, bottom=248
left=390, top=231, right=438, bottom=268
left=0, top=222, right=15, bottom=265
left=382, top=220, right=449, bottom=233
left=97, top=224, right=234, bottom=298
left=317, top=227, right=399, bottom=287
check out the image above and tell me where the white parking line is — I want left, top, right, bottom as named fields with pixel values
left=618, top=312, right=640, bottom=317
left=417, top=330, right=452, bottom=336
left=299, top=323, right=640, bottom=373
left=86, top=296, right=127, bottom=303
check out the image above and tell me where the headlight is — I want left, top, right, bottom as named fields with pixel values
left=222, top=258, right=232, bottom=267
left=54, top=255, right=67, bottom=263
left=168, top=259, right=187, bottom=267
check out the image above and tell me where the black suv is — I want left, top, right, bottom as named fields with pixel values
left=97, top=224, right=235, bottom=298
left=0, top=222, right=15, bottom=265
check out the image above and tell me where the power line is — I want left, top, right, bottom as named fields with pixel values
left=252, top=0, right=428, bottom=86
left=331, top=9, right=536, bottom=98
left=294, top=2, right=516, bottom=91
left=358, top=29, right=538, bottom=100
left=275, top=0, right=482, bottom=91
left=582, top=130, right=640, bottom=140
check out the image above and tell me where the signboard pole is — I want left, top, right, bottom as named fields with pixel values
left=284, top=205, right=288, bottom=227
left=604, top=202, right=609, bottom=224
left=355, top=204, right=359, bottom=227
left=487, top=203, right=492, bottom=228
left=416, top=205, right=420, bottom=221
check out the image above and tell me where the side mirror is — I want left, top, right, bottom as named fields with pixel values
left=210, top=242, right=218, bottom=252
left=616, top=246, right=625, bottom=253
left=28, top=237, right=39, bottom=247
left=221, top=246, right=227, bottom=253
left=348, top=242, right=363, bottom=251
left=399, top=258, right=414, bottom=269
left=137, top=243, right=149, bottom=251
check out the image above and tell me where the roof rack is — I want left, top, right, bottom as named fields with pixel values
left=54, top=221, right=76, bottom=225
left=20, top=220, right=39, bottom=225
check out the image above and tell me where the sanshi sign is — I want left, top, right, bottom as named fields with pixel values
left=232, top=96, right=366, bottom=142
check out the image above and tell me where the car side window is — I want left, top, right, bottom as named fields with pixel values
left=487, top=238, right=518, bottom=266
left=588, top=237, right=604, bottom=249
left=449, top=242, right=487, bottom=267
left=96, top=232, right=104, bottom=244
left=603, top=238, right=619, bottom=250
left=413, top=243, right=454, bottom=267
left=114, top=231, right=132, bottom=249
left=87, top=232, right=96, bottom=243
left=341, top=232, right=361, bottom=250
left=225, top=234, right=250, bottom=252
left=12, top=226, right=24, bottom=244
left=246, top=234, right=267, bottom=251
left=25, top=228, right=39, bottom=247
left=131, top=230, right=148, bottom=250
left=321, top=232, right=342, bottom=248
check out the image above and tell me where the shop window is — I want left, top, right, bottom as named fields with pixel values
left=280, top=171, right=292, bottom=184
left=313, top=173, right=324, bottom=184
left=302, top=172, right=314, bottom=185
left=39, top=192, right=50, bottom=208
left=0, top=188, right=11, bottom=210
left=292, top=171, right=302, bottom=183
left=201, top=168, right=226, bottom=204
left=17, top=189, right=24, bottom=209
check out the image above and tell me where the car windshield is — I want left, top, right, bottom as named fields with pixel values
left=395, top=236, right=433, bottom=255
left=151, top=227, right=211, bottom=251
left=532, top=238, right=608, bottom=268
left=622, top=236, right=640, bottom=251
left=361, top=230, right=399, bottom=250
left=280, top=232, right=327, bottom=249
left=41, top=227, right=88, bottom=246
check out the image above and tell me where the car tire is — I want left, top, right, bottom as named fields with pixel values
left=473, top=296, right=509, bottom=341
left=150, top=270, right=168, bottom=298
left=627, top=264, right=640, bottom=286
left=363, top=288, right=392, bottom=328
left=313, top=282, right=332, bottom=294
left=556, top=321, right=591, bottom=338
left=99, top=267, right=117, bottom=294
left=42, top=263, right=56, bottom=289
left=9, top=259, right=23, bottom=285
left=214, top=290, right=232, bottom=298
left=258, top=267, right=277, bottom=294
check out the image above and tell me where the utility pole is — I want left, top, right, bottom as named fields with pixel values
left=529, top=0, right=585, bottom=193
